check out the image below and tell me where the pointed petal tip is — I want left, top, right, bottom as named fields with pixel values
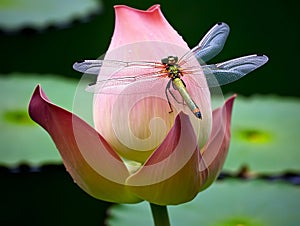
left=146, top=4, right=161, bottom=11
left=28, top=84, right=46, bottom=123
left=176, top=111, right=189, bottom=120
left=228, top=93, right=237, bottom=103
left=30, top=84, right=47, bottom=102
left=31, top=84, right=41, bottom=96
left=225, top=93, right=237, bottom=110
left=224, top=94, right=237, bottom=126
left=228, top=93, right=237, bottom=100
left=114, top=4, right=161, bottom=12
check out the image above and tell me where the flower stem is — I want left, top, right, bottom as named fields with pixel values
left=149, top=203, right=170, bottom=226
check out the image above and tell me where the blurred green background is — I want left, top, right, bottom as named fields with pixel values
left=0, top=0, right=299, bottom=225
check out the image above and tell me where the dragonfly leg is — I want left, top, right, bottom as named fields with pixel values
left=165, top=80, right=185, bottom=114
left=165, top=80, right=174, bottom=113
left=168, top=88, right=184, bottom=104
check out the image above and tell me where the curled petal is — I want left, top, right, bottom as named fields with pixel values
left=200, top=95, right=236, bottom=190
left=28, top=85, right=141, bottom=203
left=126, top=112, right=208, bottom=205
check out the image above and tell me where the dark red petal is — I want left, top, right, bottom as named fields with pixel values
left=28, top=85, right=141, bottom=203
left=200, top=95, right=236, bottom=191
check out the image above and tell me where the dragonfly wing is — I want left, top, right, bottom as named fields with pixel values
left=73, top=60, right=129, bottom=74
left=179, top=22, right=230, bottom=65
left=73, top=59, right=163, bottom=75
left=85, top=76, right=137, bottom=93
left=85, top=70, right=167, bottom=94
left=203, top=54, right=269, bottom=87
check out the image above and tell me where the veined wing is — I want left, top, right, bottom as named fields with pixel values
left=179, top=22, right=230, bottom=65
left=184, top=54, right=269, bottom=87
left=73, top=59, right=163, bottom=75
left=85, top=70, right=167, bottom=93
left=73, top=22, right=230, bottom=75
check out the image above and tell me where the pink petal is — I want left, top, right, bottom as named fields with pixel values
left=109, top=4, right=189, bottom=49
left=93, top=5, right=212, bottom=163
left=28, top=85, right=141, bottom=203
left=126, top=112, right=208, bottom=205
left=200, top=95, right=236, bottom=190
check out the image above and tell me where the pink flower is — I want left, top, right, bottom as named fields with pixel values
left=28, top=5, right=235, bottom=205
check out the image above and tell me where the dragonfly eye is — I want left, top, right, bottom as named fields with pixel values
left=161, top=57, right=168, bottom=64
left=167, top=56, right=178, bottom=65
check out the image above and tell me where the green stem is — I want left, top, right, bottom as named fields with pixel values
left=149, top=203, right=171, bottom=226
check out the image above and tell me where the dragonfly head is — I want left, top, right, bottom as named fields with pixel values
left=161, top=56, right=178, bottom=65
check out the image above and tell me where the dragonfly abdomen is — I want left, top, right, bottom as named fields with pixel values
left=172, top=78, right=202, bottom=119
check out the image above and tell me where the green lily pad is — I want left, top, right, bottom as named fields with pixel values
left=0, top=74, right=77, bottom=167
left=0, top=0, right=102, bottom=32
left=224, top=95, right=300, bottom=173
left=107, top=180, right=300, bottom=226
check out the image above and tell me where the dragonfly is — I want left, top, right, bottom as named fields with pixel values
left=73, top=22, right=268, bottom=119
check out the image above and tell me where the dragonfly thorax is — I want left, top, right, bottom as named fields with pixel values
left=166, top=64, right=182, bottom=79
left=161, top=56, right=182, bottom=79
